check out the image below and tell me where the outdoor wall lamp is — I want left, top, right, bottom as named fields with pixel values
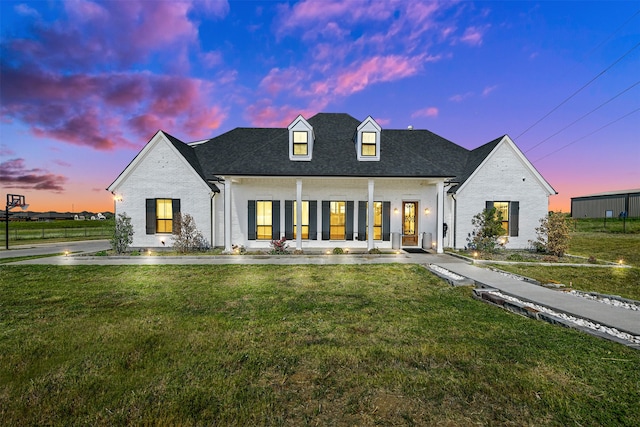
left=424, top=208, right=430, bottom=215
left=394, top=208, right=399, bottom=214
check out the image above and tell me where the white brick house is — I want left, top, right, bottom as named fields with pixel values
left=107, top=113, right=555, bottom=252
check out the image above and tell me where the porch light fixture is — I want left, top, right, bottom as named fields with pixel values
left=394, top=208, right=399, bottom=214
left=424, top=208, right=430, bottom=215
left=5, top=194, right=29, bottom=250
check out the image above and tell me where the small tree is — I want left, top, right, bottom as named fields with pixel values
left=111, top=212, right=134, bottom=254
left=531, top=212, right=571, bottom=257
left=467, top=207, right=507, bottom=253
left=172, top=213, right=209, bottom=253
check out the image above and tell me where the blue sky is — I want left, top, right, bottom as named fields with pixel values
left=1, top=0, right=638, bottom=212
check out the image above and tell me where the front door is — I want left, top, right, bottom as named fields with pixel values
left=402, top=201, right=418, bottom=246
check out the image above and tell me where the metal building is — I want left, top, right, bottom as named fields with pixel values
left=571, top=189, right=640, bottom=218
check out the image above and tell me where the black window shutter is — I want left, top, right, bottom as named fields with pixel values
left=171, top=199, right=181, bottom=235
left=346, top=201, right=354, bottom=240
left=272, top=200, right=280, bottom=240
left=382, top=201, right=391, bottom=241
left=248, top=200, right=256, bottom=240
left=321, top=201, right=330, bottom=240
left=172, top=199, right=181, bottom=217
left=357, top=201, right=367, bottom=241
left=284, top=200, right=293, bottom=240
left=486, top=201, right=494, bottom=211
left=309, top=201, right=317, bottom=240
left=145, top=199, right=156, bottom=235
left=510, top=201, right=519, bottom=237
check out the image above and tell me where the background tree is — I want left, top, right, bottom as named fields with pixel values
left=531, top=212, right=571, bottom=257
left=467, top=207, right=507, bottom=253
left=172, top=213, right=209, bottom=253
left=111, top=212, right=134, bottom=254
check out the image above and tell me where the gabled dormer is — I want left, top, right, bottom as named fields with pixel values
left=355, top=116, right=381, bottom=161
left=288, top=115, right=314, bottom=161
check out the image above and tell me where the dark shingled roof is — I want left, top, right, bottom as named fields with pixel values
left=164, top=132, right=219, bottom=192
left=160, top=113, right=507, bottom=189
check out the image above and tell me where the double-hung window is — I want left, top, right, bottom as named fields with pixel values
left=293, top=131, right=308, bottom=156
left=146, top=198, right=180, bottom=234
left=486, top=201, right=519, bottom=237
left=330, top=201, right=346, bottom=240
left=256, top=201, right=273, bottom=240
left=361, top=132, right=377, bottom=156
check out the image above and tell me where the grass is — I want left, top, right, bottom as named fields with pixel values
left=485, top=232, right=640, bottom=301
left=571, top=217, right=640, bottom=234
left=1, top=265, right=639, bottom=426
left=0, top=219, right=113, bottom=245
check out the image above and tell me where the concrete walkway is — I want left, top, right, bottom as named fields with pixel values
left=4, top=242, right=638, bottom=341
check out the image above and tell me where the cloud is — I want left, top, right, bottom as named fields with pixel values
left=449, top=92, right=474, bottom=102
left=0, top=0, right=230, bottom=150
left=482, top=85, right=498, bottom=96
left=411, top=107, right=439, bottom=118
left=0, top=64, right=227, bottom=149
left=0, top=158, right=67, bottom=192
left=258, top=0, right=465, bottom=119
left=335, top=55, right=424, bottom=96
left=245, top=100, right=317, bottom=128
left=14, top=3, right=40, bottom=17
left=459, top=25, right=488, bottom=46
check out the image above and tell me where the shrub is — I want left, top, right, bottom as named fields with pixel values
left=467, top=207, right=507, bottom=254
left=542, top=255, right=559, bottom=263
left=269, top=237, right=289, bottom=255
left=507, top=253, right=525, bottom=262
left=111, top=212, right=134, bottom=254
left=94, top=250, right=108, bottom=256
left=172, top=213, right=210, bottom=253
left=531, top=212, right=571, bottom=257
left=368, top=248, right=382, bottom=254
left=332, top=247, right=344, bottom=255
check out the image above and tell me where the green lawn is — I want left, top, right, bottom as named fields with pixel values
left=1, top=265, right=638, bottom=426
left=488, top=232, right=640, bottom=301
left=0, top=219, right=113, bottom=245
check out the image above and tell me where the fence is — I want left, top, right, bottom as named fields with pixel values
left=0, top=226, right=113, bottom=242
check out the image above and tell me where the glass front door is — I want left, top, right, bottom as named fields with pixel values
left=402, top=201, right=418, bottom=246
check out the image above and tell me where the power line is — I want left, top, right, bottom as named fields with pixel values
left=532, top=107, right=640, bottom=163
left=515, top=41, right=640, bottom=140
left=525, top=80, right=640, bottom=153
left=583, top=9, right=640, bottom=58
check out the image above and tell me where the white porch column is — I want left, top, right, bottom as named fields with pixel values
left=224, top=178, right=232, bottom=252
left=367, top=179, right=374, bottom=251
left=296, top=179, right=302, bottom=250
left=436, top=181, right=444, bottom=253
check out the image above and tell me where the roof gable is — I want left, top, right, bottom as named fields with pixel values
left=452, top=135, right=556, bottom=195
left=107, top=131, right=218, bottom=193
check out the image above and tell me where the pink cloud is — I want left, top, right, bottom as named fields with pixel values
left=0, top=64, right=226, bottom=149
left=449, top=92, right=474, bottom=102
left=335, top=55, right=422, bottom=96
left=460, top=26, right=487, bottom=46
left=412, top=107, right=439, bottom=118
left=245, top=100, right=317, bottom=128
left=482, top=85, right=498, bottom=96
left=0, top=158, right=67, bottom=192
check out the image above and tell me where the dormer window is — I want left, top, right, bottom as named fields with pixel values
left=293, top=131, right=308, bottom=155
left=288, top=115, right=314, bottom=161
left=361, top=132, right=377, bottom=156
left=356, top=116, right=381, bottom=161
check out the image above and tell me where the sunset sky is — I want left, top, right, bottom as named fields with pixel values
left=1, top=0, right=638, bottom=214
